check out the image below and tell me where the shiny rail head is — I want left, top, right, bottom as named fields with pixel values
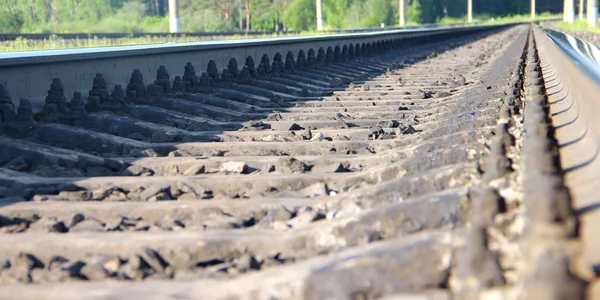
left=541, top=28, right=600, bottom=84
left=0, top=24, right=501, bottom=64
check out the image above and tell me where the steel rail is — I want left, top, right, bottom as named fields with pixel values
left=533, top=26, right=600, bottom=282
left=0, top=23, right=510, bottom=115
left=0, top=21, right=488, bottom=41
left=0, top=31, right=301, bottom=42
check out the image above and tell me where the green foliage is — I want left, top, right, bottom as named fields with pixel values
left=322, top=0, right=350, bottom=29
left=96, top=1, right=148, bottom=32
left=437, top=12, right=561, bottom=25
left=283, top=0, right=315, bottom=31
left=0, top=0, right=566, bottom=35
left=556, top=19, right=600, bottom=33
left=406, top=0, right=422, bottom=24
left=0, top=9, right=24, bottom=33
left=359, top=0, right=394, bottom=27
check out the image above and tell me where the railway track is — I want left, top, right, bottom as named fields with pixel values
left=0, top=22, right=475, bottom=42
left=0, top=23, right=597, bottom=299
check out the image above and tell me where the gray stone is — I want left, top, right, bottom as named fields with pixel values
left=121, top=165, right=153, bottom=176
left=183, top=164, right=205, bottom=176
left=198, top=217, right=240, bottom=230
left=139, top=184, right=172, bottom=201
left=127, top=132, right=146, bottom=141
left=311, top=161, right=352, bottom=173
left=301, top=182, right=333, bottom=197
left=395, top=124, right=418, bottom=135
left=311, top=132, right=325, bottom=141
left=103, top=158, right=127, bottom=171
left=5, top=156, right=28, bottom=172
left=128, top=148, right=160, bottom=157
left=275, top=157, right=308, bottom=174
left=28, top=218, right=68, bottom=233
left=376, top=120, right=400, bottom=128
left=91, top=186, right=127, bottom=201
left=234, top=254, right=263, bottom=272
left=102, top=257, right=121, bottom=274
left=151, top=131, right=175, bottom=143
left=301, top=128, right=312, bottom=140
left=69, top=213, right=85, bottom=227
left=56, top=190, right=92, bottom=201
left=259, top=206, right=294, bottom=224
left=369, top=126, right=386, bottom=140
left=287, top=208, right=324, bottom=228
left=69, top=219, right=103, bottom=232
left=57, top=169, right=85, bottom=177
left=86, top=166, right=111, bottom=177
left=119, top=256, right=142, bottom=280
left=220, top=161, right=249, bottom=174
left=267, top=113, right=283, bottom=121
left=288, top=123, right=304, bottom=131
left=260, top=164, right=275, bottom=174
left=80, top=263, right=107, bottom=281
left=402, top=125, right=418, bottom=134
left=3, top=253, right=45, bottom=283
left=168, top=150, right=192, bottom=157
left=436, top=91, right=452, bottom=98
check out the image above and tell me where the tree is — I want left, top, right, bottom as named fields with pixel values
left=406, top=0, right=422, bottom=24
left=323, top=0, right=350, bottom=28
left=360, top=0, right=394, bottom=27
left=0, top=10, right=24, bottom=33
left=283, top=0, right=315, bottom=30
left=0, top=0, right=566, bottom=34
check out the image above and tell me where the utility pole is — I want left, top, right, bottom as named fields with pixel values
left=531, top=0, right=536, bottom=19
left=169, top=0, right=180, bottom=33
left=467, top=0, right=472, bottom=23
left=399, top=0, right=405, bottom=26
left=588, top=0, right=598, bottom=26
left=564, top=0, right=575, bottom=23
left=580, top=0, right=585, bottom=18
left=316, top=0, right=323, bottom=30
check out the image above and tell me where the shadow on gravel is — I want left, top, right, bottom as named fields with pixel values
left=0, top=26, right=511, bottom=207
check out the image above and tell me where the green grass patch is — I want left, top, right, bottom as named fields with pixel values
left=437, top=12, right=561, bottom=24
left=556, top=19, right=600, bottom=33
left=0, top=34, right=289, bottom=53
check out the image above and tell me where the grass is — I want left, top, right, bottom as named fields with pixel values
left=437, top=12, right=561, bottom=25
left=0, top=33, right=288, bottom=53
left=555, top=19, right=600, bottom=33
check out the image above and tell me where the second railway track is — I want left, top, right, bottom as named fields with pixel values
left=0, top=23, right=596, bottom=299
